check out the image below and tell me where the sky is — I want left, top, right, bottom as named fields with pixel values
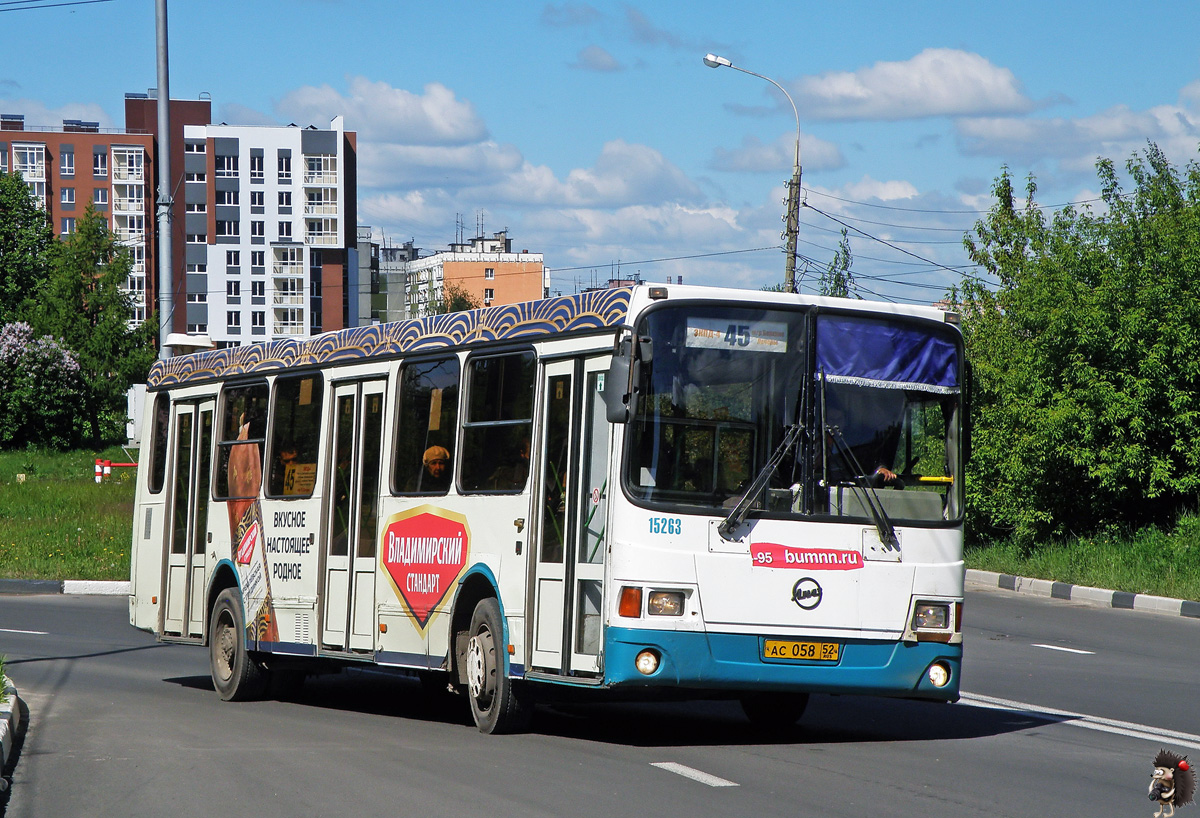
left=4, top=0, right=1200, bottom=304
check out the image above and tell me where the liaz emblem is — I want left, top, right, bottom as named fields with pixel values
left=792, top=577, right=823, bottom=610
left=381, top=506, right=470, bottom=628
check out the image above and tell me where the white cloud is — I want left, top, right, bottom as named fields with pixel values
left=709, top=132, right=844, bottom=173
left=541, top=2, right=602, bottom=28
left=793, top=48, right=1033, bottom=121
left=0, top=98, right=112, bottom=129
left=839, top=175, right=920, bottom=203
left=276, top=77, right=487, bottom=145
left=571, top=45, right=623, bottom=72
left=357, top=141, right=524, bottom=190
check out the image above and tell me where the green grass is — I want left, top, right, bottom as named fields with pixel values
left=4, top=447, right=1200, bottom=601
left=0, top=447, right=137, bottom=581
left=966, top=514, right=1200, bottom=601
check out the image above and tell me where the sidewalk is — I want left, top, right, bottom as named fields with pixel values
left=965, top=568, right=1200, bottom=619
left=0, top=579, right=130, bottom=595
left=1, top=677, right=18, bottom=792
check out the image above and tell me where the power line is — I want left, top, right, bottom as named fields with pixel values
left=0, top=0, right=113, bottom=10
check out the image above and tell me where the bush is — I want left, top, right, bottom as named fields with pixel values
left=0, top=322, right=87, bottom=450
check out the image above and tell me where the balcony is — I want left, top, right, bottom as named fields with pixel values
left=273, top=322, right=306, bottom=337
left=303, top=171, right=337, bottom=185
left=305, top=230, right=338, bottom=246
left=113, top=165, right=144, bottom=183
left=303, top=202, right=338, bottom=215
left=272, top=293, right=305, bottom=307
left=272, top=263, right=304, bottom=278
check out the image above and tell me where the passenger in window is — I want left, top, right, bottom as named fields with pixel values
left=410, top=445, right=451, bottom=493
left=487, top=437, right=530, bottom=491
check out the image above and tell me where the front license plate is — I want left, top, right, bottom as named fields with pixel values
left=762, top=639, right=840, bottom=662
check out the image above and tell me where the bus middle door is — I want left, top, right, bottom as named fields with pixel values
left=530, top=356, right=610, bottom=676
left=321, top=380, right=385, bottom=653
left=162, top=398, right=215, bottom=641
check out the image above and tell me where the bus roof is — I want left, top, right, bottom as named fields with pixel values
left=148, top=287, right=633, bottom=389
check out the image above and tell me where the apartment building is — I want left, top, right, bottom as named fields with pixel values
left=172, top=116, right=358, bottom=346
left=0, top=112, right=162, bottom=323
left=367, top=230, right=546, bottom=322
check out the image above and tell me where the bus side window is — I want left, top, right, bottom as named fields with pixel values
left=266, top=374, right=323, bottom=498
left=148, top=392, right=170, bottom=494
left=214, top=382, right=269, bottom=537
left=460, top=351, right=535, bottom=493
left=393, top=357, right=460, bottom=495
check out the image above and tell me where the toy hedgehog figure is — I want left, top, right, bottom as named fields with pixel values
left=1150, top=749, right=1196, bottom=817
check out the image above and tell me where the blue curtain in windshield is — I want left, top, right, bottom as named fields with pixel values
left=816, top=314, right=958, bottom=392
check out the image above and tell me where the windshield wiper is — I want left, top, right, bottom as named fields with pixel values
left=826, top=426, right=899, bottom=550
left=718, top=421, right=804, bottom=540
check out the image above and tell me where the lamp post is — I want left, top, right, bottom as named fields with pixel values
left=703, top=53, right=802, bottom=293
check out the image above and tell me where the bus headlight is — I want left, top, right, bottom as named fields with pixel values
left=912, top=602, right=949, bottom=630
left=635, top=649, right=660, bottom=675
left=647, top=591, right=684, bottom=616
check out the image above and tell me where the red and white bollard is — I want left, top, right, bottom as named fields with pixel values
left=94, top=459, right=102, bottom=484
left=103, top=460, right=112, bottom=480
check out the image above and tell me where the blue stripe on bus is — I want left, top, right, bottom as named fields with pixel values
left=602, top=626, right=961, bottom=700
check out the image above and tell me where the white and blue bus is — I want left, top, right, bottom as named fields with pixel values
left=129, top=283, right=965, bottom=733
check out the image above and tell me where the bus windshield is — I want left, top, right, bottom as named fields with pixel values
left=625, top=304, right=963, bottom=523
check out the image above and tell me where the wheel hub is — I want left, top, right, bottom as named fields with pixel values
left=466, top=628, right=495, bottom=704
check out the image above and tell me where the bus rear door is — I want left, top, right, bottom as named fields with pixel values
left=161, top=398, right=214, bottom=641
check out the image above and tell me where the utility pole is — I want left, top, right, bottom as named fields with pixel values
left=155, top=0, right=173, bottom=359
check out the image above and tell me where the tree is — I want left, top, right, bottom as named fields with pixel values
left=442, top=281, right=481, bottom=313
left=0, top=170, right=54, bottom=323
left=0, top=322, right=87, bottom=449
left=958, top=146, right=1200, bottom=544
left=819, top=229, right=859, bottom=298
left=29, top=207, right=157, bottom=447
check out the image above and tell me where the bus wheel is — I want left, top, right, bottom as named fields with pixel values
left=465, top=597, right=531, bottom=734
left=209, top=587, right=268, bottom=702
left=739, top=692, right=809, bottom=731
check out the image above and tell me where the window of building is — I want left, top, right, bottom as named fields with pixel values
left=214, top=382, right=268, bottom=500
left=226, top=250, right=240, bottom=268
left=227, top=311, right=241, bottom=330
left=227, top=281, right=240, bottom=297
left=215, top=155, right=238, bottom=178
left=215, top=220, right=240, bottom=237
left=60, top=151, right=74, bottom=177
left=460, top=351, right=535, bottom=492
left=186, top=323, right=208, bottom=333
left=251, top=310, right=265, bottom=328
left=278, top=221, right=292, bottom=240
left=249, top=190, right=264, bottom=211
left=215, top=189, right=239, bottom=206
left=251, top=220, right=264, bottom=238
left=185, top=141, right=205, bottom=153
left=61, top=187, right=74, bottom=206
left=249, top=153, right=264, bottom=180
left=186, top=292, right=207, bottom=303
left=484, top=288, right=495, bottom=302
left=277, top=153, right=291, bottom=182
left=484, top=267, right=495, bottom=280
left=278, top=191, right=291, bottom=208
left=186, top=263, right=207, bottom=274
left=393, top=357, right=460, bottom=495
left=93, top=188, right=107, bottom=206
left=185, top=171, right=206, bottom=183
left=185, top=202, right=206, bottom=213
left=186, top=234, right=207, bottom=244
left=251, top=251, right=265, bottom=269
left=93, top=152, right=107, bottom=177
left=61, top=217, right=75, bottom=235
left=251, top=280, right=265, bottom=297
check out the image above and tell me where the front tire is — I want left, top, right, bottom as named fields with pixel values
left=464, top=597, right=532, bottom=734
left=209, top=587, right=268, bottom=702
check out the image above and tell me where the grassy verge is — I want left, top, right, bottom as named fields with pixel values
left=966, top=513, right=1200, bottom=601
left=0, top=447, right=137, bottom=581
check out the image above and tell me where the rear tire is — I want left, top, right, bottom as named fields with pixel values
left=209, top=587, right=268, bottom=702
left=740, top=691, right=809, bottom=731
left=464, top=597, right=532, bottom=734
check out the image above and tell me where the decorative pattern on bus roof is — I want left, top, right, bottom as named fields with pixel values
left=147, top=288, right=632, bottom=388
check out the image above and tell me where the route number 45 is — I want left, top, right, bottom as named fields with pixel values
left=725, top=324, right=751, bottom=347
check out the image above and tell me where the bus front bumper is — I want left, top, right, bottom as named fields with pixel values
left=603, top=626, right=961, bottom=702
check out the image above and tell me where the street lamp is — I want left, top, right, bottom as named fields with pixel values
left=703, top=53, right=803, bottom=293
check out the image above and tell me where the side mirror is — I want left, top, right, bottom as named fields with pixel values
left=604, top=335, right=651, bottom=424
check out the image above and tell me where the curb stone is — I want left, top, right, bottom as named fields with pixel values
left=1, top=677, right=19, bottom=791
left=965, top=568, right=1200, bottom=619
left=0, top=579, right=130, bottom=596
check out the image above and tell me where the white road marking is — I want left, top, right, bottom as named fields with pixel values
left=1032, top=643, right=1095, bottom=655
left=961, top=692, right=1200, bottom=750
left=0, top=627, right=48, bottom=635
left=651, top=762, right=739, bottom=788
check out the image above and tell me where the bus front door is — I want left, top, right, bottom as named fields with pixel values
left=530, top=357, right=610, bottom=676
left=162, top=399, right=214, bottom=640
left=321, top=380, right=386, bottom=653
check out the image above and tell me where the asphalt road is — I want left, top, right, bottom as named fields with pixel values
left=0, top=587, right=1194, bottom=818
